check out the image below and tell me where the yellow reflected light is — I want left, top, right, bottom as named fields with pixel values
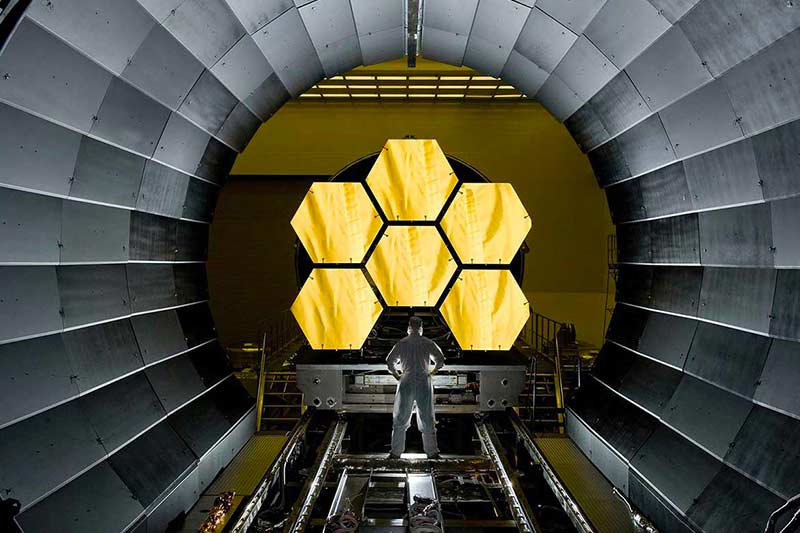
left=366, top=226, right=457, bottom=307
left=366, top=139, right=458, bottom=221
left=290, top=182, right=382, bottom=264
left=440, top=183, right=531, bottom=264
left=291, top=268, right=382, bottom=350
left=439, top=270, right=529, bottom=351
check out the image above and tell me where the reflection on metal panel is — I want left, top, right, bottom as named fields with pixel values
left=70, top=137, right=145, bottom=207
left=131, top=310, right=188, bottom=366
left=129, top=212, right=178, bottom=261
left=137, top=161, right=192, bottom=219
left=0, top=266, right=62, bottom=342
left=163, top=0, right=246, bottom=67
left=60, top=201, right=130, bottom=263
left=126, top=264, right=178, bottom=313
left=57, top=265, right=131, bottom=328
left=514, top=7, right=577, bottom=73
left=0, top=187, right=61, bottom=263
left=683, top=138, right=763, bottom=210
left=697, top=266, right=776, bottom=333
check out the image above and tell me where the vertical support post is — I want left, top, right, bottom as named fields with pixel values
left=255, top=330, right=268, bottom=433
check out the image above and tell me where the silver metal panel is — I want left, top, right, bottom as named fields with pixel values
left=585, top=0, right=670, bottom=69
left=216, top=102, right=260, bottom=152
left=631, top=425, right=721, bottom=512
left=28, top=0, right=155, bottom=75
left=300, top=0, right=362, bottom=78
left=463, top=0, right=529, bottom=77
left=252, top=8, right=325, bottom=97
left=499, top=51, right=550, bottom=99
left=553, top=35, right=619, bottom=102
left=0, top=187, right=61, bottom=263
left=0, top=400, right=107, bottom=506
left=136, top=0, right=183, bottom=22
left=423, top=0, right=478, bottom=35
left=698, top=266, right=776, bottom=333
left=626, top=25, right=712, bottom=111
left=122, top=24, right=205, bottom=111
left=182, top=178, right=218, bottom=222
left=770, top=196, right=800, bottom=268
left=587, top=431, right=630, bottom=492
left=616, top=114, right=676, bottom=177
left=145, top=353, right=207, bottom=413
left=0, top=266, right=62, bottom=342
left=639, top=311, right=697, bottom=368
left=358, top=26, right=405, bottom=66
left=770, top=270, right=800, bottom=341
left=650, top=214, right=700, bottom=264
left=480, top=369, right=525, bottom=410
left=178, top=70, right=238, bottom=137
left=0, top=334, right=77, bottom=428
left=70, top=137, right=145, bottom=207
left=244, top=72, right=290, bottom=120
left=57, top=265, right=132, bottom=329
left=0, top=103, right=81, bottom=196
left=126, top=264, right=178, bottom=314
left=535, top=74, right=583, bottom=121
left=298, top=368, right=343, bottom=409
left=662, top=375, right=753, bottom=458
left=351, top=0, right=402, bottom=33
left=0, top=19, right=112, bottom=132
left=698, top=204, right=773, bottom=267
left=136, top=161, right=191, bottom=219
left=535, top=0, right=608, bottom=34
left=756, top=339, right=800, bottom=418
left=131, top=310, right=188, bottom=366
left=590, top=72, right=650, bottom=142
left=683, top=138, right=763, bottom=210
left=565, top=101, right=610, bottom=151
left=15, top=461, right=144, bottom=533
left=722, top=28, right=800, bottom=136
left=162, top=0, right=246, bottom=67
left=588, top=138, right=630, bottom=186
left=646, top=0, right=699, bottom=24
left=420, top=27, right=468, bottom=66
left=514, top=7, right=577, bottom=73
left=129, top=212, right=178, bottom=261
left=154, top=113, right=212, bottom=176
left=659, top=80, right=743, bottom=159
left=753, top=119, right=800, bottom=201
left=60, top=201, right=131, bottom=263
left=210, top=35, right=275, bottom=102
left=678, top=0, right=800, bottom=77
left=226, top=0, right=294, bottom=33
left=638, top=162, right=692, bottom=219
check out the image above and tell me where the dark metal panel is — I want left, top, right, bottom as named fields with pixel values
left=27, top=0, right=155, bottom=75
left=0, top=103, right=81, bottom=196
left=685, top=322, right=771, bottom=398
left=60, top=201, right=131, bottom=263
left=698, top=204, right=774, bottom=267
left=89, top=78, right=172, bottom=158
left=176, top=221, right=210, bottom=261
left=592, top=342, right=637, bottom=388
left=651, top=266, right=702, bottom=316
left=639, top=311, right=697, bottom=369
left=70, top=137, right=145, bottom=207
left=604, top=172, right=644, bottom=224
left=176, top=302, right=216, bottom=347
left=194, top=138, right=236, bottom=184
left=645, top=0, right=699, bottom=24
left=182, top=178, right=218, bottom=222
left=178, top=70, right=239, bottom=137
left=619, top=356, right=683, bottom=417
left=154, top=112, right=212, bottom=176
left=615, top=264, right=653, bottom=307
left=606, top=305, right=648, bottom=350
left=15, top=461, right=144, bottom=533
left=174, top=264, right=209, bottom=305
left=0, top=187, right=61, bottom=263
left=725, top=405, right=800, bottom=498
left=565, top=103, right=610, bottom=153
left=771, top=196, right=800, bottom=268
left=659, top=80, right=743, bottom=159
left=57, top=265, right=131, bottom=329
left=216, top=102, right=260, bottom=151
left=661, top=374, right=753, bottom=458
left=553, top=35, right=619, bottom=102
left=0, top=266, right=62, bottom=342
left=0, top=19, right=112, bottom=133
left=131, top=310, right=188, bottom=366
left=299, top=0, right=362, bottom=78
left=631, top=425, right=721, bottom=513
left=244, top=72, right=291, bottom=121
left=513, top=7, right=576, bottom=73
left=683, top=137, right=763, bottom=210
left=587, top=429, right=631, bottom=493
left=167, top=382, right=234, bottom=457
left=252, top=7, right=325, bottom=96
left=210, top=35, right=275, bottom=102
left=588, top=138, right=631, bottom=186
left=698, top=267, right=776, bottom=333
left=616, top=114, right=676, bottom=178
left=162, top=0, right=246, bottom=67
left=535, top=0, right=608, bottom=34
left=638, top=162, right=692, bottom=219
left=227, top=0, right=293, bottom=33
left=462, top=0, right=529, bottom=77
left=126, top=264, right=178, bottom=314
left=136, top=160, right=191, bottom=219
left=770, top=269, right=800, bottom=341
left=584, top=0, right=670, bottom=69
left=753, top=119, right=800, bottom=201
left=122, top=24, right=205, bottom=111
left=189, top=341, right=231, bottom=388
left=651, top=214, right=700, bottom=264
left=617, top=221, right=652, bottom=263
left=108, top=422, right=196, bottom=508
left=590, top=72, right=650, bottom=142
left=0, top=334, right=77, bottom=428
left=143, top=466, right=200, bottom=533
left=62, top=318, right=143, bottom=393
left=755, top=339, right=800, bottom=419
left=0, top=400, right=106, bottom=506
left=628, top=472, right=697, bottom=533
left=129, top=212, right=178, bottom=261
left=687, top=466, right=783, bottom=533
left=145, top=353, right=207, bottom=413
left=78, top=372, right=165, bottom=452
left=678, top=0, right=800, bottom=77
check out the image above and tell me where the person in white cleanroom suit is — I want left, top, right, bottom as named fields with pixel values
left=386, top=316, right=445, bottom=459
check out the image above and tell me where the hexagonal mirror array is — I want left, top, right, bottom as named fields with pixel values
left=291, top=139, right=531, bottom=351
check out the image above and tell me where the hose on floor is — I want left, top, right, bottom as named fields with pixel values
left=409, top=494, right=443, bottom=533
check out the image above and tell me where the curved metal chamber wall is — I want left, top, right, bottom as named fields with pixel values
left=0, top=0, right=799, bottom=531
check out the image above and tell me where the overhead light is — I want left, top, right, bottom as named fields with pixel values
left=347, top=75, right=374, bottom=80
left=300, top=93, right=322, bottom=97
left=409, top=76, right=437, bottom=80
left=319, top=84, right=348, bottom=88
left=321, top=94, right=349, bottom=97
left=381, top=94, right=406, bottom=97
left=352, top=85, right=377, bottom=89
left=352, top=94, right=379, bottom=97
left=377, top=76, right=406, bottom=80
left=409, top=85, right=436, bottom=89
left=498, top=85, right=516, bottom=89
left=472, top=76, right=496, bottom=80
left=441, top=76, right=470, bottom=80
left=409, top=94, right=436, bottom=98
left=440, top=85, right=467, bottom=89
left=495, top=94, right=522, bottom=98
left=468, top=85, right=495, bottom=90
left=438, top=94, right=464, bottom=98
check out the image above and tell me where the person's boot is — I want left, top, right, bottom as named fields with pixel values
left=387, top=453, right=401, bottom=460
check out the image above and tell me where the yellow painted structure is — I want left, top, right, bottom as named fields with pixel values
left=366, top=139, right=458, bottom=221
left=290, top=268, right=382, bottom=349
left=366, top=225, right=457, bottom=307
left=441, top=183, right=531, bottom=264
left=440, top=270, right=530, bottom=350
left=290, top=182, right=382, bottom=264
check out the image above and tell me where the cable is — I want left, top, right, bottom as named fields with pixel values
left=409, top=495, right=443, bottom=533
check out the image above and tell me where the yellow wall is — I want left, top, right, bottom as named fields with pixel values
left=209, top=100, right=614, bottom=347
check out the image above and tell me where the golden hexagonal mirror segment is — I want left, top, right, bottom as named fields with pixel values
left=291, top=182, right=382, bottom=264
left=440, top=183, right=531, bottom=265
left=291, top=268, right=382, bottom=350
left=366, top=139, right=459, bottom=221
left=366, top=225, right=457, bottom=307
left=440, top=269, right=529, bottom=351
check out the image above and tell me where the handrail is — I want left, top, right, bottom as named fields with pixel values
left=553, top=336, right=565, bottom=434
left=765, top=493, right=800, bottom=533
